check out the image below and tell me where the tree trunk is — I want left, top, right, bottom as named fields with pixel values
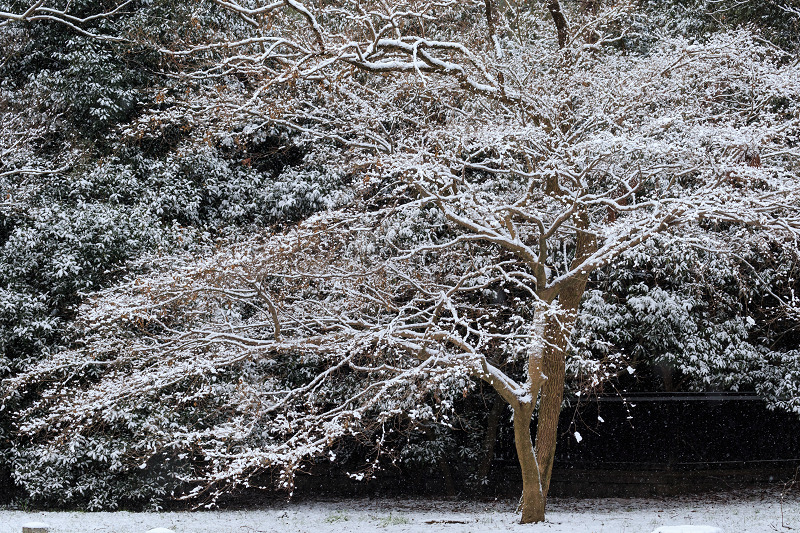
left=546, top=0, right=570, bottom=48
left=532, top=310, right=573, bottom=502
left=426, top=427, right=457, bottom=498
left=531, top=213, right=597, bottom=513
left=437, top=453, right=458, bottom=499
left=513, top=401, right=545, bottom=524
left=503, top=296, right=585, bottom=523
left=487, top=211, right=596, bottom=524
left=476, top=393, right=505, bottom=488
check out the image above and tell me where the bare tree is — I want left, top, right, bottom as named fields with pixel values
left=4, top=0, right=800, bottom=524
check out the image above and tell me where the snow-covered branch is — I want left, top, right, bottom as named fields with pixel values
left=0, top=0, right=133, bottom=40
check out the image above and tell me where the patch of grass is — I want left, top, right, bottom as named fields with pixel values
left=324, top=511, right=350, bottom=523
left=377, top=513, right=410, bottom=527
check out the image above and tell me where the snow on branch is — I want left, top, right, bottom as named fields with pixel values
left=0, top=0, right=133, bottom=40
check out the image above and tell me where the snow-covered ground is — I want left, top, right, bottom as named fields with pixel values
left=1, top=490, right=797, bottom=533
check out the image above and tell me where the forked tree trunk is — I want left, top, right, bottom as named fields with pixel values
left=516, top=298, right=584, bottom=524
left=517, top=217, right=596, bottom=523
left=513, top=401, right=545, bottom=523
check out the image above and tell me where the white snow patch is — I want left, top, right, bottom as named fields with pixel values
left=574, top=431, right=583, bottom=443
left=0, top=490, right=795, bottom=533
left=652, top=526, right=723, bottom=533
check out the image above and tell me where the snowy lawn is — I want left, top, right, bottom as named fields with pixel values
left=1, top=490, right=797, bottom=533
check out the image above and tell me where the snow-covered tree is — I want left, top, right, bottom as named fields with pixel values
left=3, top=0, right=800, bottom=523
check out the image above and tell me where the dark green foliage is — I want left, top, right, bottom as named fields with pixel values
left=571, top=233, right=800, bottom=404
left=640, top=0, right=800, bottom=51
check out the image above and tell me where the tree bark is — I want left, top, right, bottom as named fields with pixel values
left=546, top=0, right=570, bottom=48
left=513, top=401, right=545, bottom=524
left=476, top=393, right=505, bottom=487
left=426, top=427, right=457, bottom=498
left=437, top=453, right=458, bottom=498
left=532, top=305, right=576, bottom=502
left=532, top=213, right=597, bottom=512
